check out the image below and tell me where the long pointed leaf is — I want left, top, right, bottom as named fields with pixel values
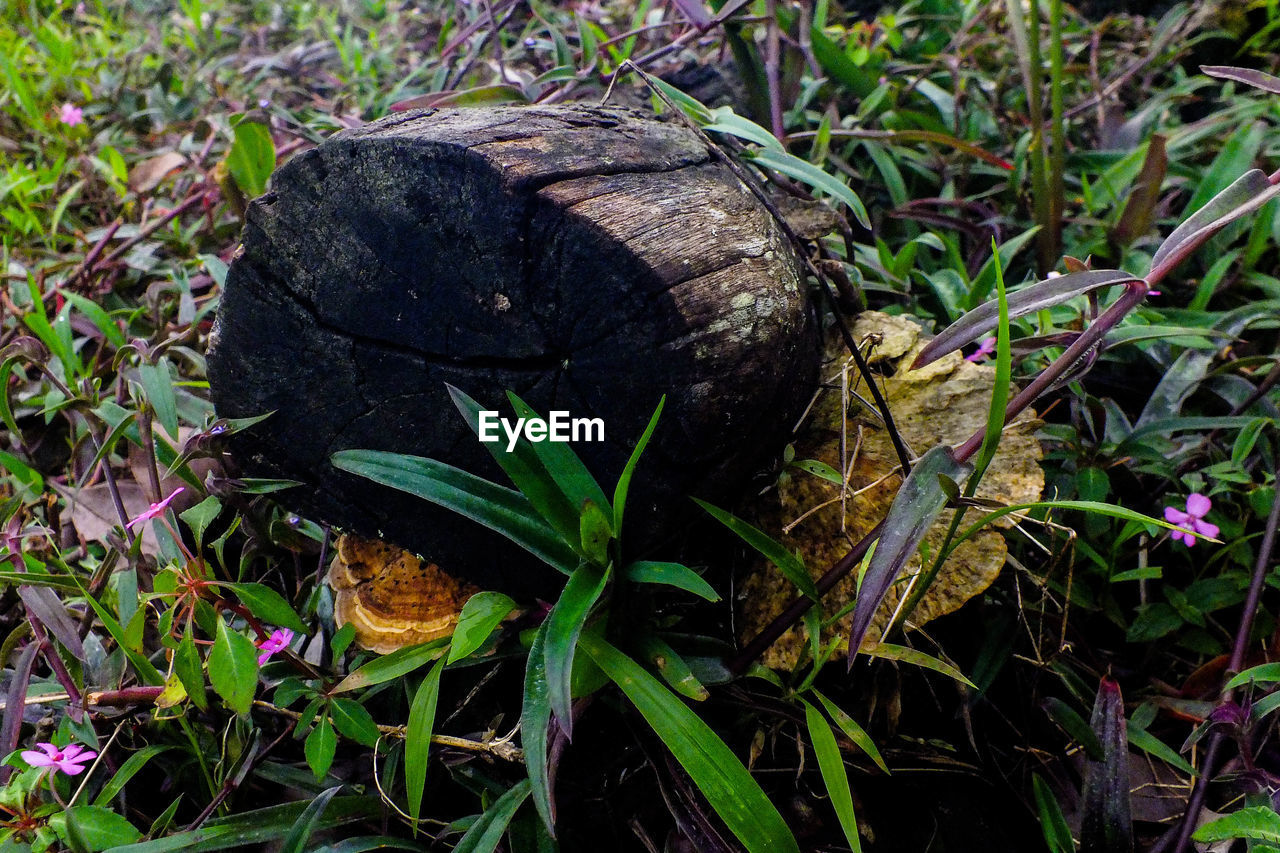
left=1150, top=168, right=1280, bottom=275
left=614, top=396, right=664, bottom=535
left=446, top=385, right=581, bottom=547
left=848, top=447, right=972, bottom=661
left=506, top=391, right=610, bottom=519
left=406, top=660, right=443, bottom=824
left=693, top=499, right=816, bottom=599
left=452, top=779, right=531, bottom=853
left=1080, top=677, right=1133, bottom=853
left=331, top=449, right=579, bottom=574
left=280, top=786, right=341, bottom=853
left=913, top=270, right=1141, bottom=369
left=802, top=699, right=862, bottom=852
left=581, top=633, right=799, bottom=853
left=544, top=564, right=609, bottom=739
left=522, top=623, right=556, bottom=834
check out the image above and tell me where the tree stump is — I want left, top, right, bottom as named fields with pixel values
left=208, top=104, right=817, bottom=597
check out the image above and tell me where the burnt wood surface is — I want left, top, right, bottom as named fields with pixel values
left=208, top=104, right=817, bottom=597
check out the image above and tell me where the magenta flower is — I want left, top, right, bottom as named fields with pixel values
left=126, top=487, right=184, bottom=529
left=59, top=103, right=83, bottom=127
left=256, top=628, right=295, bottom=665
left=21, top=742, right=97, bottom=776
left=1164, top=493, right=1220, bottom=547
left=966, top=336, right=997, bottom=363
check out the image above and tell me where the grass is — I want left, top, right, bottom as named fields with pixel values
left=1, top=0, right=1279, bottom=850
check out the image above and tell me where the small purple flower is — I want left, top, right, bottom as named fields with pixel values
left=126, top=487, right=184, bottom=529
left=966, top=336, right=997, bottom=363
left=256, top=627, right=295, bottom=665
left=59, top=103, right=83, bottom=127
left=1164, top=493, right=1219, bottom=547
left=21, top=742, right=97, bottom=776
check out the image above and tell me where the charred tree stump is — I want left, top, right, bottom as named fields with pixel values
left=208, top=104, right=817, bottom=597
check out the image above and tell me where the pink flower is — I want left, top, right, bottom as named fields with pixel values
left=21, top=742, right=97, bottom=776
left=256, top=628, right=294, bottom=665
left=126, top=487, right=184, bottom=529
left=1164, top=493, right=1220, bottom=547
left=966, top=336, right=997, bottom=363
left=59, top=103, right=83, bottom=127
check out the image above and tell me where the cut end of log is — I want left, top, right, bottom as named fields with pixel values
left=209, top=104, right=818, bottom=596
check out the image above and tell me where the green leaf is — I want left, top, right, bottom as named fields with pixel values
left=1032, top=773, right=1074, bottom=853
left=506, top=391, right=611, bottom=518
left=865, top=643, right=975, bottom=688
left=179, top=497, right=221, bottom=550
left=94, top=746, right=172, bottom=807
left=280, top=786, right=341, bottom=853
left=522, top=622, right=556, bottom=835
left=50, top=805, right=141, bottom=850
left=1193, top=806, right=1280, bottom=844
left=811, top=690, right=888, bottom=774
left=1226, top=662, right=1280, bottom=691
left=693, top=498, right=815, bottom=599
left=305, top=717, right=337, bottom=780
left=406, top=660, right=444, bottom=823
left=581, top=633, right=799, bottom=853
left=447, top=592, right=516, bottom=664
left=102, top=796, right=378, bottom=853
left=809, top=26, right=877, bottom=98
left=330, top=698, right=380, bottom=748
left=73, top=578, right=163, bottom=685
left=448, top=386, right=580, bottom=547
left=331, top=450, right=579, bottom=575
left=226, top=117, right=276, bottom=198
left=637, top=634, right=708, bottom=701
left=208, top=619, right=259, bottom=715
left=137, top=360, right=179, bottom=441
left=704, top=108, right=785, bottom=152
left=544, top=564, right=610, bottom=737
left=174, top=626, right=208, bottom=711
left=452, top=779, right=531, bottom=853
left=748, top=148, right=870, bottom=228
left=223, top=582, right=307, bottom=634
left=1127, top=727, right=1195, bottom=777
left=331, top=639, right=447, bottom=693
left=613, top=396, right=664, bottom=535
left=802, top=699, right=862, bottom=852
left=850, top=448, right=973, bottom=659
left=623, top=561, right=719, bottom=601
left=578, top=499, right=611, bottom=566
left=1043, top=697, right=1103, bottom=760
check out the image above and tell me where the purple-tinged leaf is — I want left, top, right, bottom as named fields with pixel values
left=1202, top=65, right=1280, bottom=95
left=1110, top=135, right=1167, bottom=249
left=18, top=585, right=84, bottom=659
left=911, top=270, right=1140, bottom=369
left=1080, top=677, right=1133, bottom=853
left=847, top=446, right=972, bottom=661
left=671, top=0, right=712, bottom=27
left=1150, top=169, right=1280, bottom=276
left=0, top=643, right=37, bottom=783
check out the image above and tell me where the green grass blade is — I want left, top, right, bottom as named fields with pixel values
left=581, top=633, right=799, bottom=853
left=331, top=449, right=579, bottom=574
left=623, top=561, right=719, bottom=601
left=522, top=622, right=556, bottom=834
left=279, top=786, right=341, bottom=853
left=613, top=396, right=664, bottom=535
left=802, top=699, right=862, bottom=852
left=693, top=498, right=815, bottom=599
left=406, top=660, right=444, bottom=824
left=452, top=779, right=531, bottom=853
left=544, top=564, right=610, bottom=738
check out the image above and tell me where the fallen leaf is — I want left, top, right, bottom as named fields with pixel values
left=741, top=312, right=1045, bottom=670
left=128, top=152, right=186, bottom=194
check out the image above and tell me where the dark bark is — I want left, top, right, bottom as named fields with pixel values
left=208, top=104, right=817, bottom=597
